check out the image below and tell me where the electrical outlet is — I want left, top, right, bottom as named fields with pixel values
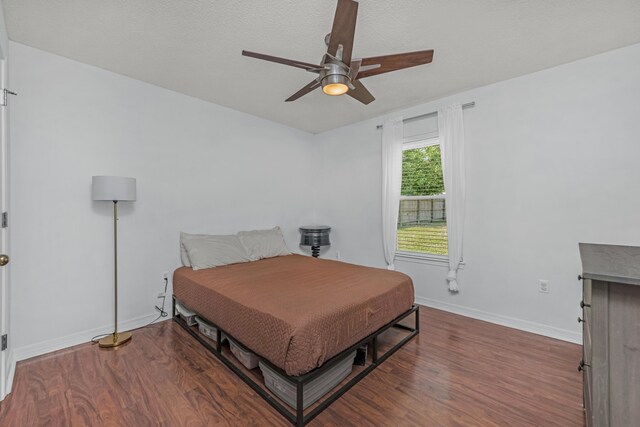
left=538, top=279, right=549, bottom=293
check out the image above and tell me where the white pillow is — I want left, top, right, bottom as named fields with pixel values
left=182, top=234, right=252, bottom=271
left=237, top=226, right=291, bottom=261
left=180, top=232, right=210, bottom=267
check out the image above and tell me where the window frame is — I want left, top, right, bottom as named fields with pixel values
left=396, top=135, right=450, bottom=265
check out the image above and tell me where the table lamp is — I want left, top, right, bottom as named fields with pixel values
left=299, top=226, right=331, bottom=258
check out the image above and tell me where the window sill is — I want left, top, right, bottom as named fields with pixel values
left=395, top=251, right=465, bottom=269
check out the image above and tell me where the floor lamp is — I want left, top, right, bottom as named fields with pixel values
left=92, top=175, right=136, bottom=348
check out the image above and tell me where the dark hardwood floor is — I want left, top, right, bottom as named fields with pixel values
left=0, top=306, right=583, bottom=426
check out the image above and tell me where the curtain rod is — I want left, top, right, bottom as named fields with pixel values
left=375, top=101, right=476, bottom=129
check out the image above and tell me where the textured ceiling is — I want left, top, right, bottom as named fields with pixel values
left=4, top=0, right=640, bottom=133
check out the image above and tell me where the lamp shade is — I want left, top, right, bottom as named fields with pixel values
left=299, top=226, right=331, bottom=247
left=92, top=176, right=136, bottom=201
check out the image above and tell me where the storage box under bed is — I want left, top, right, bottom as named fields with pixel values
left=260, top=351, right=356, bottom=410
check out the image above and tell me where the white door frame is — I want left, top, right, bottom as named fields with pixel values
left=0, top=45, right=12, bottom=401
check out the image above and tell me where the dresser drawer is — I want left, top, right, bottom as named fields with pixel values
left=582, top=279, right=592, bottom=363
left=584, top=366, right=593, bottom=427
left=583, top=278, right=592, bottom=307
left=583, top=305, right=591, bottom=364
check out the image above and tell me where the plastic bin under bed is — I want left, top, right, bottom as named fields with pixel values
left=229, top=339, right=260, bottom=370
left=175, top=301, right=197, bottom=326
left=195, top=316, right=227, bottom=343
left=259, top=351, right=357, bottom=410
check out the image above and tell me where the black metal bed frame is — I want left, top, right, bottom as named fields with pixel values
left=172, top=297, right=419, bottom=426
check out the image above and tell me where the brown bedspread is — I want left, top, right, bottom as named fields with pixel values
left=173, top=254, right=414, bottom=376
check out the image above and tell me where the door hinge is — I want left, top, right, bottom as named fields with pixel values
left=1, top=334, right=6, bottom=351
left=1, top=212, right=6, bottom=228
left=1, top=89, right=17, bottom=107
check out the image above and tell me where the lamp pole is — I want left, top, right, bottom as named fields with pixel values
left=113, top=200, right=118, bottom=337
left=98, top=199, right=132, bottom=348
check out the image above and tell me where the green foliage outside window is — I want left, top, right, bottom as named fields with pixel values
left=398, top=144, right=448, bottom=255
left=401, top=145, right=444, bottom=196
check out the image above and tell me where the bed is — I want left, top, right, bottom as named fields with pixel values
left=172, top=253, right=418, bottom=426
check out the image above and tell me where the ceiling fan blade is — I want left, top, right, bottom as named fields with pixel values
left=242, top=50, right=323, bottom=71
left=347, top=80, right=375, bottom=105
left=348, top=59, right=361, bottom=80
left=285, top=79, right=322, bottom=102
left=356, top=50, right=434, bottom=79
left=327, top=0, right=359, bottom=66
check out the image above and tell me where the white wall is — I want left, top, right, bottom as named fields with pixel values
left=8, top=42, right=315, bottom=359
left=0, top=4, right=7, bottom=59
left=9, top=36, right=640, bottom=361
left=314, top=43, right=640, bottom=342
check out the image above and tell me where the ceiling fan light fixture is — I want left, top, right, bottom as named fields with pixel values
left=322, top=80, right=349, bottom=96
left=320, top=64, right=350, bottom=96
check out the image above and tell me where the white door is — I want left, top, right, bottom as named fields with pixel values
left=0, top=49, right=11, bottom=400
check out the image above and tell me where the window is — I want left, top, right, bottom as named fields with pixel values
left=397, top=138, right=448, bottom=256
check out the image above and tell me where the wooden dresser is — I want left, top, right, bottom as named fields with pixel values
left=579, top=243, right=640, bottom=427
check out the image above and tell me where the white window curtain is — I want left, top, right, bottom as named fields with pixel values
left=381, top=117, right=404, bottom=270
left=438, top=104, right=466, bottom=292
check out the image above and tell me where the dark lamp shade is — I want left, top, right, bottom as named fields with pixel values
left=299, top=226, right=331, bottom=247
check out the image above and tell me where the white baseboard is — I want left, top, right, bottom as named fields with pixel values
left=0, top=349, right=16, bottom=401
left=415, top=296, right=582, bottom=344
left=5, top=349, right=15, bottom=395
left=13, top=313, right=169, bottom=363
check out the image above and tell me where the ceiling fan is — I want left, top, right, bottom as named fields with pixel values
left=241, top=0, right=434, bottom=105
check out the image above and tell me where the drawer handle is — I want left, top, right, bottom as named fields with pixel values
left=578, top=359, right=590, bottom=372
left=580, top=300, right=591, bottom=308
left=578, top=317, right=584, bottom=323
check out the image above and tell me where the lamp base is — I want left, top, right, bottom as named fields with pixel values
left=98, top=331, right=132, bottom=348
